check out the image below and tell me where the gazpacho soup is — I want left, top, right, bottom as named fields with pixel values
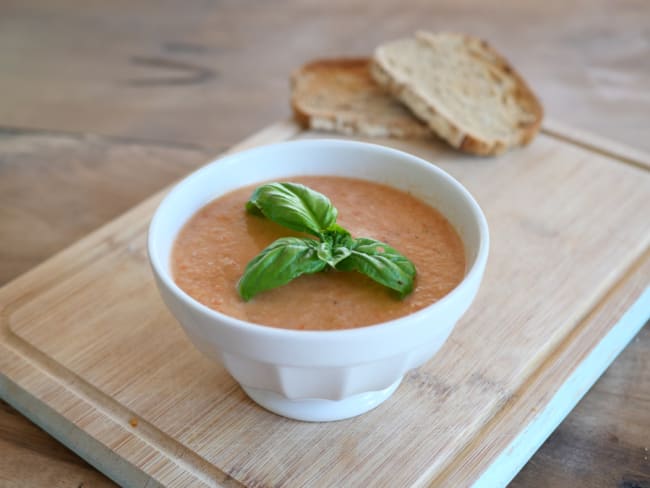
left=172, top=176, right=465, bottom=330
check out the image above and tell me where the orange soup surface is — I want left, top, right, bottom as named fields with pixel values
left=172, top=176, right=465, bottom=330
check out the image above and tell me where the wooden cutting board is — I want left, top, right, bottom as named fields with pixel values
left=1, top=121, right=649, bottom=488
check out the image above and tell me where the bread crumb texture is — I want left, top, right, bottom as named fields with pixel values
left=291, top=58, right=430, bottom=139
left=372, top=31, right=544, bottom=155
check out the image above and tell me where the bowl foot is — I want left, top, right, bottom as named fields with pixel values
left=242, top=378, right=402, bottom=422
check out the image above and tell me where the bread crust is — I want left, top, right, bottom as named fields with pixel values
left=371, top=32, right=544, bottom=155
left=290, top=58, right=430, bottom=139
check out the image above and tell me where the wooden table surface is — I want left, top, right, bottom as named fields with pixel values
left=0, top=1, right=648, bottom=486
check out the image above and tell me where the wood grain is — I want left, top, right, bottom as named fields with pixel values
left=1, top=0, right=649, bottom=486
left=0, top=0, right=648, bottom=152
left=0, top=400, right=116, bottom=488
left=0, top=129, right=208, bottom=487
left=512, top=327, right=650, bottom=488
left=1, top=124, right=648, bottom=486
left=0, top=128, right=209, bottom=284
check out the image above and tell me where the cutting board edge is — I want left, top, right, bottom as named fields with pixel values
left=427, top=245, right=650, bottom=486
left=0, top=120, right=302, bottom=488
left=0, top=119, right=302, bottom=298
left=542, top=117, right=650, bottom=171
left=2, top=273, right=647, bottom=488
left=1, top=119, right=648, bottom=487
left=472, top=286, right=650, bottom=488
left=0, top=367, right=165, bottom=488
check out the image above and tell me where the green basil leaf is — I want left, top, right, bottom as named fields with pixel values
left=336, top=237, right=416, bottom=298
left=246, top=182, right=337, bottom=237
left=238, top=237, right=326, bottom=301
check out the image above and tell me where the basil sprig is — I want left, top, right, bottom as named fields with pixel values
left=238, top=182, right=416, bottom=301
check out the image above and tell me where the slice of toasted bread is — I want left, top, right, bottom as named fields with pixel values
left=290, top=58, right=430, bottom=139
left=371, top=32, right=543, bottom=155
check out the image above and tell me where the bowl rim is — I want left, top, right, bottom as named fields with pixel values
left=148, top=138, right=489, bottom=340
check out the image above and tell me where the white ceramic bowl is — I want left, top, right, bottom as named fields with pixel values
left=148, top=139, right=489, bottom=422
